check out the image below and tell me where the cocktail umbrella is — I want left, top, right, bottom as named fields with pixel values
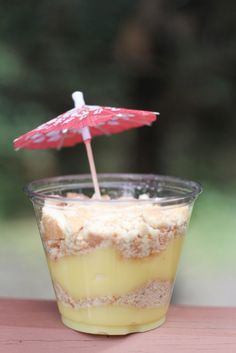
left=14, top=91, right=158, bottom=198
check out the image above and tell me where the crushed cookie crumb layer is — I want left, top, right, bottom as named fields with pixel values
left=54, top=279, right=173, bottom=309
left=41, top=197, right=191, bottom=259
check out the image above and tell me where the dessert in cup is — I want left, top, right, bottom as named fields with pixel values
left=14, top=92, right=201, bottom=334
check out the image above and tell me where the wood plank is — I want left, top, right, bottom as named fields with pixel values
left=0, top=299, right=236, bottom=353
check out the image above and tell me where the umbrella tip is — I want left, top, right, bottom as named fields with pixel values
left=72, top=91, right=85, bottom=108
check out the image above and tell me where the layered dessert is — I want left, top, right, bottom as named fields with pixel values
left=40, top=193, right=191, bottom=334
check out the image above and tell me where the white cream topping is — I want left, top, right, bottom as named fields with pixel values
left=41, top=206, right=71, bottom=238
left=41, top=195, right=191, bottom=258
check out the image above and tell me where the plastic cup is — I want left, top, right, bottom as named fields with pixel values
left=25, top=174, right=201, bottom=335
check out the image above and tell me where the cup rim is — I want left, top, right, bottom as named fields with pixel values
left=24, top=173, right=202, bottom=206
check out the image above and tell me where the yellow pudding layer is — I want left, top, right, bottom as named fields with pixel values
left=47, top=237, right=184, bottom=333
left=48, top=237, right=184, bottom=299
left=58, top=303, right=168, bottom=334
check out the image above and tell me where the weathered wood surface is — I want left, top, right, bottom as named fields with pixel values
left=0, top=299, right=236, bottom=353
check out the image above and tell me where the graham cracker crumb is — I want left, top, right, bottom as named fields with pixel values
left=54, top=279, right=173, bottom=309
left=41, top=196, right=190, bottom=259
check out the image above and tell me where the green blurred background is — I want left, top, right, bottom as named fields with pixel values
left=0, top=0, right=236, bottom=305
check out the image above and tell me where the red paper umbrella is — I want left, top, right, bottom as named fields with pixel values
left=14, top=92, right=158, bottom=197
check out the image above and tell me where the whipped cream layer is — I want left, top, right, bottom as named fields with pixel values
left=40, top=194, right=191, bottom=259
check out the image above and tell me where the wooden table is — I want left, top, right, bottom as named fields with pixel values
left=0, top=299, right=236, bottom=353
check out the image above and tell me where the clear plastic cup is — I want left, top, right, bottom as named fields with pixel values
left=25, top=174, right=202, bottom=335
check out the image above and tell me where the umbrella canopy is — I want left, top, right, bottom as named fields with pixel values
left=14, top=91, right=158, bottom=198
left=14, top=93, right=157, bottom=150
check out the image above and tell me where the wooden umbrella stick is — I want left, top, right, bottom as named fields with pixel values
left=72, top=91, right=101, bottom=199
left=85, top=139, right=101, bottom=198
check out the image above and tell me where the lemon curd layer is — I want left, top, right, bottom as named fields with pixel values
left=58, top=303, right=169, bottom=334
left=48, top=237, right=184, bottom=299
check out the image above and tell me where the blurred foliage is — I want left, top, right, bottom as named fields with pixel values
left=0, top=0, right=236, bottom=218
